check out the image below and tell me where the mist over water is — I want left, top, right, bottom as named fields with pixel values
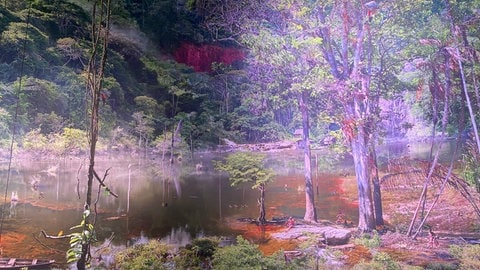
left=0, top=141, right=457, bottom=268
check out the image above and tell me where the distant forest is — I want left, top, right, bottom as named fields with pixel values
left=0, top=0, right=478, bottom=157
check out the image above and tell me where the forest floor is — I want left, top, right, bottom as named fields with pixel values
left=375, top=184, right=479, bottom=268
left=227, top=174, right=480, bottom=268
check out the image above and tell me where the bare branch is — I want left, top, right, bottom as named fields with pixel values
left=41, top=230, right=70, bottom=239
left=93, top=168, right=118, bottom=198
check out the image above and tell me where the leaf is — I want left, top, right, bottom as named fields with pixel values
left=69, top=236, right=81, bottom=244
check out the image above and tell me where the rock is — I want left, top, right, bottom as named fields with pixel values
left=270, top=224, right=353, bottom=246
left=322, top=226, right=352, bottom=245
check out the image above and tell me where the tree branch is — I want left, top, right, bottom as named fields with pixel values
left=93, top=168, right=118, bottom=198
left=41, top=230, right=70, bottom=239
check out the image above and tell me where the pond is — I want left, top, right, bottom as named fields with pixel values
left=0, top=140, right=459, bottom=268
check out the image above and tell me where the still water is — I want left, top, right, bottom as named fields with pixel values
left=0, top=140, right=458, bottom=268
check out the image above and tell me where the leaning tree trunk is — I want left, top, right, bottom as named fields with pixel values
left=445, top=0, right=480, bottom=156
left=258, top=183, right=266, bottom=224
left=299, top=91, right=317, bottom=222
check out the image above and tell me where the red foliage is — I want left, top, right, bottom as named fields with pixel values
left=174, top=43, right=245, bottom=72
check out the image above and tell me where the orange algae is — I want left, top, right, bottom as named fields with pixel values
left=344, top=245, right=372, bottom=265
left=258, top=238, right=298, bottom=256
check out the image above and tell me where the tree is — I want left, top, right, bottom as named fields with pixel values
left=74, top=1, right=116, bottom=269
left=206, top=0, right=328, bottom=222
left=202, top=0, right=384, bottom=230
left=131, top=111, right=154, bottom=149
left=214, top=152, right=274, bottom=224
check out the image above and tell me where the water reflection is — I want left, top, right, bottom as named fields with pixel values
left=9, top=191, right=18, bottom=218
left=0, top=141, right=456, bottom=268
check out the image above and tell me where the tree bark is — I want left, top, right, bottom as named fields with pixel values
left=350, top=99, right=375, bottom=231
left=370, top=145, right=383, bottom=226
left=318, top=4, right=377, bottom=230
left=258, top=184, right=266, bottom=224
left=299, top=91, right=317, bottom=222
left=78, top=1, right=111, bottom=269
left=351, top=138, right=375, bottom=231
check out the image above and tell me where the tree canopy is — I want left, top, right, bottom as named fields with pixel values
left=0, top=0, right=478, bottom=162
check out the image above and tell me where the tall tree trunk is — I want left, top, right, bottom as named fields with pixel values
left=350, top=91, right=375, bottom=231
left=299, top=91, right=317, bottom=222
left=78, top=1, right=111, bottom=268
left=370, top=145, right=383, bottom=226
left=258, top=184, right=266, bottom=224
left=351, top=129, right=375, bottom=231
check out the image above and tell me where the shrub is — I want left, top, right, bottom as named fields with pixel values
left=352, top=252, right=401, bottom=270
left=114, top=240, right=172, bottom=270
left=57, top=127, right=87, bottom=154
left=212, top=235, right=289, bottom=270
left=175, top=237, right=219, bottom=269
left=22, top=128, right=48, bottom=152
left=34, top=112, right=65, bottom=134
left=354, top=230, right=381, bottom=249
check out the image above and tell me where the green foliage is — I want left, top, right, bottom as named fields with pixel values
left=109, top=126, right=137, bottom=151
left=124, top=0, right=199, bottom=47
left=28, top=0, right=89, bottom=40
left=22, top=127, right=88, bottom=155
left=34, top=112, right=65, bottom=134
left=352, top=252, right=401, bottom=270
left=212, top=236, right=289, bottom=270
left=134, top=95, right=163, bottom=117
left=56, top=38, right=85, bottom=67
left=354, top=231, right=382, bottom=249
left=0, top=21, right=48, bottom=54
left=22, top=128, right=48, bottom=152
left=214, top=152, right=274, bottom=188
left=53, top=70, right=86, bottom=128
left=12, top=77, right=67, bottom=130
left=449, top=244, right=480, bottom=269
left=56, top=127, right=88, bottom=154
left=98, top=102, right=118, bottom=138
left=0, top=107, right=11, bottom=140
left=67, top=209, right=96, bottom=265
left=175, top=237, right=219, bottom=269
left=0, top=19, right=58, bottom=77
left=462, top=139, right=480, bottom=192
left=131, top=111, right=154, bottom=147
left=0, top=0, right=477, bottom=153
left=230, top=105, right=289, bottom=143
left=114, top=239, right=171, bottom=270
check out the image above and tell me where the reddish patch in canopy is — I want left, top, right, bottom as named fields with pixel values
left=174, top=43, right=245, bottom=72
